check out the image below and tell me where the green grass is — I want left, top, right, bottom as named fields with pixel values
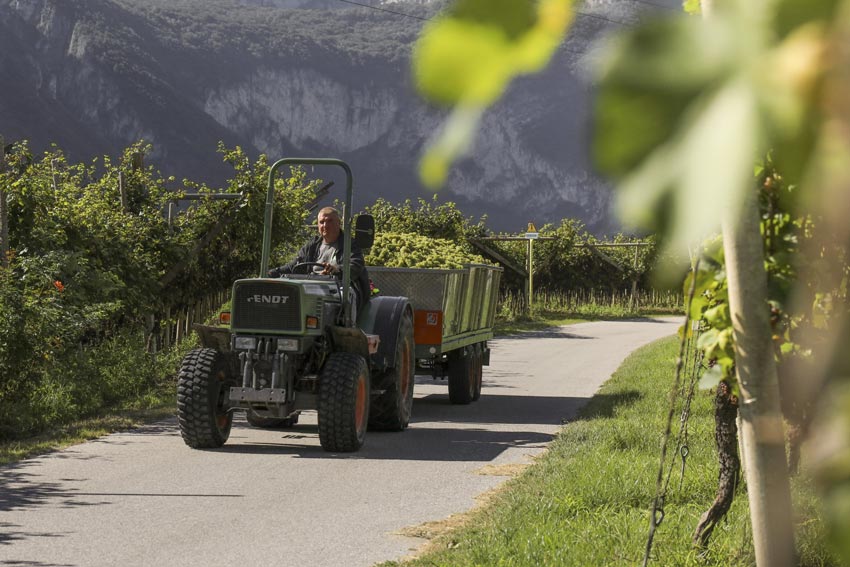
left=378, top=336, right=839, bottom=567
left=495, top=288, right=683, bottom=336
left=0, top=334, right=193, bottom=467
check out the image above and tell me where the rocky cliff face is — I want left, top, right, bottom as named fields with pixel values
left=0, top=0, right=673, bottom=232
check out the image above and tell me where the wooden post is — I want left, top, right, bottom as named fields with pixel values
left=701, top=1, right=794, bottom=562
left=167, top=202, right=175, bottom=233
left=0, top=135, right=8, bottom=268
left=163, top=306, right=172, bottom=350
left=722, top=208, right=795, bottom=567
left=118, top=171, right=128, bottom=211
left=175, top=311, right=182, bottom=345
left=630, top=245, right=640, bottom=310
left=51, top=159, right=59, bottom=192
left=527, top=237, right=534, bottom=312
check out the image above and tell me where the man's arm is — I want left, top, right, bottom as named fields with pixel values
left=269, top=240, right=314, bottom=277
left=348, top=241, right=365, bottom=279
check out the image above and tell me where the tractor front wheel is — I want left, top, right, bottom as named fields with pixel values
left=318, top=352, right=370, bottom=452
left=177, top=348, right=234, bottom=448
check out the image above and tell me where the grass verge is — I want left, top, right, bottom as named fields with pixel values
left=0, top=405, right=176, bottom=467
left=378, top=336, right=838, bottom=567
left=494, top=309, right=678, bottom=336
left=0, top=337, right=192, bottom=467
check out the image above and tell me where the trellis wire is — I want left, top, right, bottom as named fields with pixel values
left=642, top=260, right=703, bottom=567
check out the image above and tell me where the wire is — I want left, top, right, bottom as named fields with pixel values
left=627, top=0, right=679, bottom=10
left=575, top=10, right=632, bottom=27
left=328, top=0, right=677, bottom=30
left=332, top=0, right=432, bottom=21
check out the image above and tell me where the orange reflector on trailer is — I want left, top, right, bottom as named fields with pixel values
left=414, top=310, right=443, bottom=345
left=219, top=311, right=231, bottom=325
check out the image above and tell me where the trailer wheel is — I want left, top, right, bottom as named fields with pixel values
left=177, top=348, right=234, bottom=448
left=246, top=410, right=299, bottom=428
left=472, top=344, right=484, bottom=402
left=318, top=352, right=370, bottom=452
left=448, top=347, right=474, bottom=405
left=369, top=310, right=415, bottom=431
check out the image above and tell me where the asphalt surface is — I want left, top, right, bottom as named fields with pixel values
left=0, top=317, right=681, bottom=567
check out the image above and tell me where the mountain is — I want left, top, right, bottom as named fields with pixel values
left=0, top=0, right=675, bottom=233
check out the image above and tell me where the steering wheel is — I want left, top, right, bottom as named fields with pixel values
left=292, top=262, right=331, bottom=275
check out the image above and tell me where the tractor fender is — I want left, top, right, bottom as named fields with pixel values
left=358, top=296, right=413, bottom=372
left=328, top=325, right=371, bottom=362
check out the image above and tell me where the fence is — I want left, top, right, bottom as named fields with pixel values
left=145, top=289, right=230, bottom=355
left=498, top=287, right=683, bottom=318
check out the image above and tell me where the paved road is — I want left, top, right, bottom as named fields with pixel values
left=1, top=317, right=681, bottom=567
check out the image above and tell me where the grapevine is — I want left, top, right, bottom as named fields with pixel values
left=365, top=232, right=488, bottom=269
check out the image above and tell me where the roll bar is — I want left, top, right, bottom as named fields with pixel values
left=261, top=158, right=354, bottom=326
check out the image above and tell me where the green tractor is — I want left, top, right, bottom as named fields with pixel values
left=176, top=158, right=415, bottom=452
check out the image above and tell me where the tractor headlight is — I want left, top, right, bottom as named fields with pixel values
left=234, top=336, right=257, bottom=351
left=276, top=338, right=299, bottom=352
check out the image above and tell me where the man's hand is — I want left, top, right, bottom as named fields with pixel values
left=320, top=263, right=339, bottom=275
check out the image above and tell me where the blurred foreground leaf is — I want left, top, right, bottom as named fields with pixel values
left=593, top=0, right=831, bottom=267
left=413, top=0, right=573, bottom=188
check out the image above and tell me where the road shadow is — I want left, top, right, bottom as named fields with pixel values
left=411, top=393, right=587, bottom=425
left=217, top=423, right=554, bottom=463
left=0, top=520, right=71, bottom=552
left=573, top=390, right=643, bottom=421
left=491, top=329, right=594, bottom=341
left=215, top=389, right=641, bottom=461
left=0, top=458, right=243, bottom=518
left=0, top=556, right=74, bottom=567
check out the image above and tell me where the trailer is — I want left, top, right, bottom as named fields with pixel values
left=367, top=264, right=502, bottom=404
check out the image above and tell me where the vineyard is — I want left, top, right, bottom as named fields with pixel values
left=0, top=141, right=665, bottom=442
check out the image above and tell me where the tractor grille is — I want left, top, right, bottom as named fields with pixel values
left=232, top=281, right=302, bottom=332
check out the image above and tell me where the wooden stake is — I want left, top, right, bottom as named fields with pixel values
left=722, top=198, right=795, bottom=567
left=119, top=171, right=128, bottom=211
left=703, top=3, right=795, bottom=563
left=0, top=136, right=8, bottom=268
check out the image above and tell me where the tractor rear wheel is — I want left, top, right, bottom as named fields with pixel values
left=318, top=352, right=370, bottom=452
left=369, top=310, right=415, bottom=431
left=177, top=348, right=234, bottom=448
left=448, top=347, right=474, bottom=405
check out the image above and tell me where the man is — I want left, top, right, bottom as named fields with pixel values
left=269, top=206, right=370, bottom=318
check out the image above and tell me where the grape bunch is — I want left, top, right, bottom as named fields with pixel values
left=365, top=232, right=488, bottom=269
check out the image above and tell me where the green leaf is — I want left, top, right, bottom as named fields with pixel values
left=774, top=0, right=841, bottom=39
left=703, top=303, right=729, bottom=325
left=595, top=8, right=765, bottom=263
left=696, top=328, right=719, bottom=350
left=698, top=365, right=723, bottom=390
left=419, top=105, right=485, bottom=188
left=413, top=0, right=574, bottom=187
left=594, top=16, right=735, bottom=179
left=683, top=0, right=700, bottom=15
left=688, top=293, right=709, bottom=322
left=780, top=341, right=796, bottom=354
left=413, top=19, right=514, bottom=106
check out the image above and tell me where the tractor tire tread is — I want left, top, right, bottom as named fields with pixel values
left=176, top=348, right=232, bottom=448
